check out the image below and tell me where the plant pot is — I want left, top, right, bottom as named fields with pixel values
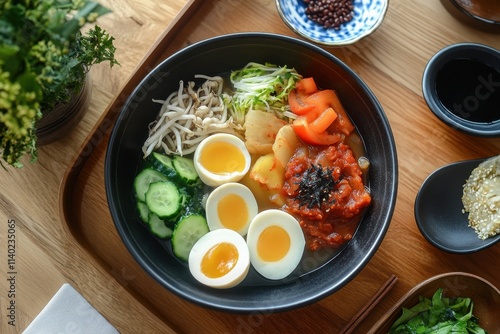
left=36, top=75, right=92, bottom=146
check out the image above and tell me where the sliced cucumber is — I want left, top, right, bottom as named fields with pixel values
left=150, top=152, right=177, bottom=176
left=147, top=212, right=173, bottom=239
left=145, top=181, right=182, bottom=219
left=172, top=156, right=199, bottom=184
left=136, top=201, right=150, bottom=223
left=171, top=214, right=209, bottom=261
left=183, top=184, right=206, bottom=216
left=134, top=168, right=168, bottom=202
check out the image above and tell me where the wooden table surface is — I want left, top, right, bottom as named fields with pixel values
left=1, top=0, right=499, bottom=333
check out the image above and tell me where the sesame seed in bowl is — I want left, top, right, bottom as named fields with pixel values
left=462, top=155, right=500, bottom=240
left=275, top=0, right=389, bottom=46
left=415, top=157, right=500, bottom=254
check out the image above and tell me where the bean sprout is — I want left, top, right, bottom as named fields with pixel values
left=142, top=75, right=243, bottom=158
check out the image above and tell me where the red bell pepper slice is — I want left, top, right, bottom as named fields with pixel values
left=291, top=116, right=341, bottom=146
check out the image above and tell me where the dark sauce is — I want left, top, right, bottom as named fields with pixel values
left=436, top=58, right=500, bottom=124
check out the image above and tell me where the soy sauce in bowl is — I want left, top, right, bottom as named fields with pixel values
left=422, top=43, right=500, bottom=137
left=435, top=58, right=500, bottom=124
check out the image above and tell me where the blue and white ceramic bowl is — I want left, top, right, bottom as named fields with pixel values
left=276, top=0, right=388, bottom=46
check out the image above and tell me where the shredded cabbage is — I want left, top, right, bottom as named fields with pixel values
left=228, top=62, right=302, bottom=124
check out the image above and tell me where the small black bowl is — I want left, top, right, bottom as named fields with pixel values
left=422, top=43, right=500, bottom=137
left=105, top=32, right=398, bottom=312
left=415, top=158, right=500, bottom=254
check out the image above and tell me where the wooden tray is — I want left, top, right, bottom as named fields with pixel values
left=59, top=0, right=500, bottom=332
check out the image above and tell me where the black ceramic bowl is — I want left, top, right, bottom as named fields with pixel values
left=414, top=158, right=500, bottom=254
left=105, top=33, right=398, bottom=312
left=422, top=43, right=500, bottom=137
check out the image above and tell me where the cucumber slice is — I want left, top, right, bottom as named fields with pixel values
left=147, top=212, right=173, bottom=239
left=134, top=168, right=168, bottom=202
left=172, top=214, right=209, bottom=261
left=137, top=201, right=150, bottom=223
left=172, top=156, right=199, bottom=184
left=150, top=152, right=177, bottom=176
left=145, top=181, right=182, bottom=219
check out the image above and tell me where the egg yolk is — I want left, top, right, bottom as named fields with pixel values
left=257, top=226, right=290, bottom=262
left=217, top=194, right=248, bottom=231
left=201, top=242, right=239, bottom=278
left=200, top=141, right=246, bottom=174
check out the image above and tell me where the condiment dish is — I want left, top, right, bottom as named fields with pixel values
left=105, top=32, right=397, bottom=312
left=275, top=0, right=388, bottom=46
left=414, top=158, right=500, bottom=254
left=422, top=43, right=500, bottom=137
left=369, top=272, right=500, bottom=333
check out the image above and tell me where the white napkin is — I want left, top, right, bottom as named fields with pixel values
left=23, top=283, right=119, bottom=334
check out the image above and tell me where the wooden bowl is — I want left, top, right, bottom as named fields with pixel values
left=369, top=272, right=500, bottom=333
left=449, top=0, right=500, bottom=25
left=440, top=0, right=500, bottom=32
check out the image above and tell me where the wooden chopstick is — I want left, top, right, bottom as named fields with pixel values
left=339, top=274, right=398, bottom=334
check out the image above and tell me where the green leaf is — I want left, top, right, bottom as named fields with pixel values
left=0, top=44, right=21, bottom=77
left=17, top=70, right=40, bottom=92
left=58, top=2, right=112, bottom=39
left=391, top=298, right=432, bottom=330
left=389, top=288, right=488, bottom=334
left=428, top=288, right=446, bottom=326
left=74, top=1, right=112, bottom=20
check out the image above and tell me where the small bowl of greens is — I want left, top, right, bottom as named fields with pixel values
left=105, top=32, right=397, bottom=312
left=370, top=272, right=500, bottom=333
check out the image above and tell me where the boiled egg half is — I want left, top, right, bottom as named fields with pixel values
left=246, top=209, right=305, bottom=280
left=188, top=228, right=250, bottom=289
left=194, top=133, right=251, bottom=187
left=206, top=183, right=258, bottom=236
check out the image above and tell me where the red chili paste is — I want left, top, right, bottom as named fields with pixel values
left=282, top=142, right=371, bottom=251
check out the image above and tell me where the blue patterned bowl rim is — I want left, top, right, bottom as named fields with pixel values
left=276, top=0, right=389, bottom=46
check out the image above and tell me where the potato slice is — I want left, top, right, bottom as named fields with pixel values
left=244, top=110, right=287, bottom=155
left=272, top=124, right=299, bottom=169
left=249, top=153, right=285, bottom=191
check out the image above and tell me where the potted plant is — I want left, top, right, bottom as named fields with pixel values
left=0, top=0, right=119, bottom=168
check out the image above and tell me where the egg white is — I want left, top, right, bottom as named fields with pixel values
left=206, top=183, right=258, bottom=236
left=188, top=228, right=250, bottom=289
left=246, top=209, right=305, bottom=280
left=193, top=133, right=251, bottom=187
